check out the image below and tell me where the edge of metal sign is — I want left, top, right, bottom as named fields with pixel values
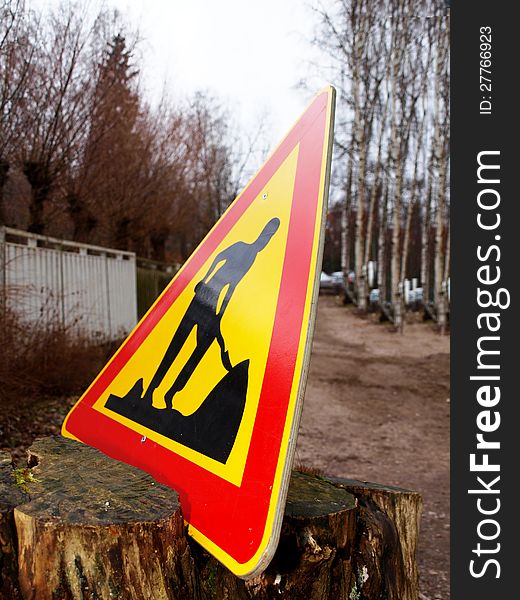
left=244, top=85, right=336, bottom=579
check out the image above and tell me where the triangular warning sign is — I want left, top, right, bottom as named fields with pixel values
left=62, top=86, right=336, bottom=578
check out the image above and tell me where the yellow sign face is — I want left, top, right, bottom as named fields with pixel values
left=92, top=146, right=299, bottom=486
left=63, top=87, right=335, bottom=578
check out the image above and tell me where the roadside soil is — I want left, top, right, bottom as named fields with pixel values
left=296, top=295, right=450, bottom=600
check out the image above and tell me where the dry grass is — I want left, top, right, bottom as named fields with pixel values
left=294, top=461, right=325, bottom=477
left=0, top=307, right=115, bottom=407
left=0, top=305, right=120, bottom=460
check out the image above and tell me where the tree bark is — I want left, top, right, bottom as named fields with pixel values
left=0, top=161, right=9, bottom=226
left=341, top=161, right=354, bottom=304
left=23, top=162, right=52, bottom=235
left=388, top=5, right=404, bottom=328
left=13, top=437, right=194, bottom=600
left=377, top=181, right=389, bottom=316
left=433, top=139, right=448, bottom=333
left=363, top=102, right=387, bottom=302
left=340, top=163, right=353, bottom=276
left=430, top=15, right=449, bottom=328
left=1, top=437, right=422, bottom=600
left=443, top=221, right=450, bottom=296
left=0, top=452, right=27, bottom=599
left=325, top=477, right=422, bottom=600
left=420, top=186, right=432, bottom=315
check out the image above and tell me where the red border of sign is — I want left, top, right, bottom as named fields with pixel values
left=63, top=88, right=334, bottom=574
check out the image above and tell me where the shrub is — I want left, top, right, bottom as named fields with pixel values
left=0, top=306, right=115, bottom=407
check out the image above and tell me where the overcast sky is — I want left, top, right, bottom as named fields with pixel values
left=116, top=0, right=326, bottom=142
left=32, top=0, right=330, bottom=145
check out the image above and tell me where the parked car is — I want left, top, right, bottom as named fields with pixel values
left=369, top=288, right=380, bottom=310
left=408, top=287, right=423, bottom=310
left=319, top=271, right=334, bottom=293
left=331, top=271, right=345, bottom=293
left=413, top=287, right=424, bottom=303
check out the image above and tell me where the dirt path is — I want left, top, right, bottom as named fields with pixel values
left=296, top=296, right=450, bottom=600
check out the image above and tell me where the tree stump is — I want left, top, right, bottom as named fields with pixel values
left=0, top=451, right=27, bottom=599
left=0, top=437, right=422, bottom=600
left=12, top=437, right=195, bottom=600
left=325, top=477, right=422, bottom=600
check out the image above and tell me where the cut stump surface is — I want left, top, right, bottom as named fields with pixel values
left=0, top=437, right=422, bottom=600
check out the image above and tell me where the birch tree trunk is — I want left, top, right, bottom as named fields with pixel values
left=388, top=4, right=403, bottom=328
left=434, top=137, right=449, bottom=334
left=341, top=160, right=354, bottom=303
left=420, top=188, right=432, bottom=309
left=432, top=19, right=450, bottom=332
left=363, top=101, right=387, bottom=293
left=400, top=121, right=423, bottom=331
left=351, top=2, right=366, bottom=309
left=377, top=182, right=389, bottom=317
left=442, top=219, right=451, bottom=327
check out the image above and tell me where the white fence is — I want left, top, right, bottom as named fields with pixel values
left=0, top=227, right=138, bottom=340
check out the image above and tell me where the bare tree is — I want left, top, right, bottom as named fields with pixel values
left=432, top=15, right=450, bottom=332
left=11, top=3, right=100, bottom=234
left=0, top=0, right=36, bottom=224
left=0, top=1, right=280, bottom=267
left=313, top=0, right=450, bottom=329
